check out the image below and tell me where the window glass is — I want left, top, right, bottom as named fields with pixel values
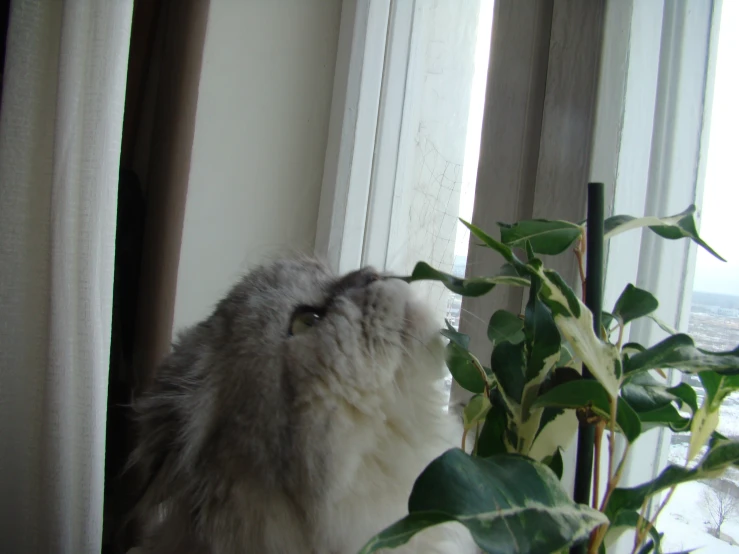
left=658, top=3, right=739, bottom=551
left=381, top=0, right=493, bottom=327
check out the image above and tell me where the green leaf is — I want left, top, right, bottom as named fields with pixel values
left=508, top=280, right=563, bottom=455
left=622, top=342, right=646, bottom=355
left=528, top=263, right=622, bottom=397
left=524, top=239, right=536, bottom=262
left=558, top=342, right=576, bottom=368
left=667, top=382, right=698, bottom=413
left=405, top=262, right=529, bottom=297
left=540, top=268, right=582, bottom=318
left=604, top=511, right=662, bottom=553
left=523, top=284, right=561, bottom=383
left=613, top=284, right=659, bottom=325
left=357, top=512, right=453, bottom=554
left=621, top=373, right=676, bottom=413
left=532, top=380, right=642, bottom=443
left=617, top=400, right=644, bottom=444
left=625, top=334, right=739, bottom=376
left=358, top=449, right=607, bottom=554
left=498, top=261, right=528, bottom=278
left=446, top=342, right=485, bottom=394
left=534, top=407, right=566, bottom=441
left=637, top=403, right=691, bottom=432
left=542, top=448, right=564, bottom=480
left=647, top=313, right=678, bottom=336
left=477, top=393, right=509, bottom=457
left=487, top=310, right=525, bottom=345
left=699, top=370, right=739, bottom=407
left=603, top=205, right=725, bottom=261
left=602, top=311, right=617, bottom=334
left=609, top=444, right=739, bottom=527
left=688, top=372, right=739, bottom=459
left=538, top=366, right=583, bottom=397
left=498, top=219, right=582, bottom=256
left=491, top=341, right=526, bottom=406
left=689, top=402, right=720, bottom=461
left=441, top=320, right=470, bottom=349
left=463, top=394, right=492, bottom=430
left=605, top=440, right=739, bottom=522
left=534, top=367, right=581, bottom=441
left=460, top=219, right=528, bottom=271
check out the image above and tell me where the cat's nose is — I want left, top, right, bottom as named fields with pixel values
left=337, top=267, right=380, bottom=292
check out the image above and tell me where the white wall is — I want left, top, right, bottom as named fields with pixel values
left=173, top=0, right=343, bottom=331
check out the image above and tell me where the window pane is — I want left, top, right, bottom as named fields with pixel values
left=383, top=0, right=493, bottom=329
left=659, top=3, right=739, bottom=551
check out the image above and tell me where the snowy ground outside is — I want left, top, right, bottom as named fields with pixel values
left=658, top=394, right=739, bottom=553
left=658, top=481, right=739, bottom=553
left=443, top=285, right=739, bottom=551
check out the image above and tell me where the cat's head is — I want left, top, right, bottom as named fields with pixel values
left=130, top=257, right=446, bottom=504
left=210, top=256, right=444, bottom=394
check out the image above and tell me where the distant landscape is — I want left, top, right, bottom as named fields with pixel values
left=692, top=290, right=739, bottom=312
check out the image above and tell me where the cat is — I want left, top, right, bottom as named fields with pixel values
left=127, top=257, right=478, bottom=554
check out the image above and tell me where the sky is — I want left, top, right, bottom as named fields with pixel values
left=691, top=0, right=739, bottom=295
left=455, top=0, right=493, bottom=256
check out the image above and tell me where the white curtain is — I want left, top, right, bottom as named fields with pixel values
left=0, top=1, right=133, bottom=552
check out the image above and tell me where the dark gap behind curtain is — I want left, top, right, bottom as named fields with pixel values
left=104, top=0, right=164, bottom=551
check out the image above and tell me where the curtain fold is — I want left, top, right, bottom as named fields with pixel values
left=0, top=1, right=133, bottom=552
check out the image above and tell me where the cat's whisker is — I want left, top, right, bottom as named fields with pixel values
left=457, top=306, right=490, bottom=329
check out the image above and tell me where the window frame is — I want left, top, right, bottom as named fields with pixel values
left=316, top=0, right=723, bottom=525
left=314, top=0, right=392, bottom=275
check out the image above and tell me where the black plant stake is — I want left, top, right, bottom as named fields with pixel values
left=571, top=182, right=605, bottom=554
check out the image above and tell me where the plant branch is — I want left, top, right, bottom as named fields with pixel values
left=589, top=443, right=632, bottom=553
left=608, top=398, right=617, bottom=487
left=631, top=487, right=676, bottom=554
left=574, top=236, right=587, bottom=299
left=592, top=420, right=606, bottom=509
left=470, top=353, right=491, bottom=399
left=616, top=322, right=625, bottom=349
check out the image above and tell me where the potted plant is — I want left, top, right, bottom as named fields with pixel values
left=359, top=183, right=739, bottom=554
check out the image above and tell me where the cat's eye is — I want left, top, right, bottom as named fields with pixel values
left=289, top=307, right=323, bottom=336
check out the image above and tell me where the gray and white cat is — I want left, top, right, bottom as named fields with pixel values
left=128, top=257, right=477, bottom=554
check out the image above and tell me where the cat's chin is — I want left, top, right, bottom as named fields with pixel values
left=377, top=278, right=439, bottom=344
left=373, top=278, right=447, bottom=382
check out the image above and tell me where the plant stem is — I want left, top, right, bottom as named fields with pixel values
left=616, top=322, right=625, bottom=349
left=592, top=420, right=606, bottom=509
left=470, top=354, right=490, bottom=399
left=589, top=444, right=631, bottom=553
left=572, top=183, right=605, bottom=554
left=575, top=237, right=587, bottom=299
left=608, top=398, right=617, bottom=494
left=631, top=487, right=676, bottom=554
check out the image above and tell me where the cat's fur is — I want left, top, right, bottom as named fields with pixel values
left=128, top=257, right=477, bottom=554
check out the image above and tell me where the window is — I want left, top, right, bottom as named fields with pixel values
left=317, top=0, right=493, bottom=318
left=317, top=1, right=728, bottom=550
left=656, top=2, right=739, bottom=550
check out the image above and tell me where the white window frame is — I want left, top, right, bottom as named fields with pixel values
left=314, top=0, right=392, bottom=275
left=317, top=0, right=423, bottom=275
left=601, top=0, right=722, bottom=502
left=316, top=0, right=471, bottom=275
left=316, top=0, right=722, bottom=535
